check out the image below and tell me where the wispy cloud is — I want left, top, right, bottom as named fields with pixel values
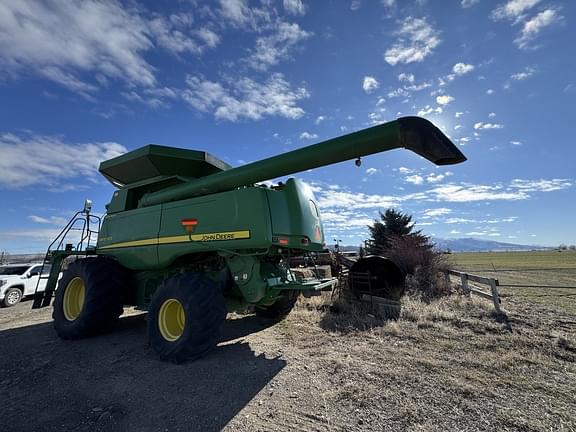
left=491, top=1, right=561, bottom=49
left=283, top=0, right=306, bottom=16
left=491, top=0, right=542, bottom=21
left=474, top=122, right=504, bottom=130
left=384, top=17, right=441, bottom=66
left=515, top=8, right=561, bottom=49
left=405, top=175, right=425, bottom=185
left=246, top=22, right=312, bottom=70
left=183, top=73, right=309, bottom=121
left=218, top=0, right=274, bottom=31
left=461, top=0, right=480, bottom=8
left=0, top=1, right=220, bottom=94
left=423, top=208, right=452, bottom=217
left=0, top=133, right=126, bottom=188
left=511, top=66, right=537, bottom=80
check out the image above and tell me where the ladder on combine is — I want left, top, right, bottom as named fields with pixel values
left=32, top=200, right=101, bottom=309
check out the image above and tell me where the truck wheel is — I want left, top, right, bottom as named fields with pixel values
left=255, top=291, right=300, bottom=319
left=2, top=287, right=23, bottom=307
left=148, top=273, right=226, bottom=363
left=53, top=258, right=128, bottom=339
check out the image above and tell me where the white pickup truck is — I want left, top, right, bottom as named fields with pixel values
left=0, top=263, right=51, bottom=307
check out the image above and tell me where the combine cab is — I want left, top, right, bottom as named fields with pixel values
left=34, top=117, right=466, bottom=362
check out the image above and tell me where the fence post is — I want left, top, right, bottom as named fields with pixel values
left=444, top=271, right=451, bottom=288
left=461, top=273, right=470, bottom=295
left=489, top=279, right=501, bottom=313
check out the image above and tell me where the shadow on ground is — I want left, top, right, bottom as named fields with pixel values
left=0, top=312, right=285, bottom=432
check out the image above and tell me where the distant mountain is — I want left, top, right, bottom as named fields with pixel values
left=432, top=238, right=550, bottom=252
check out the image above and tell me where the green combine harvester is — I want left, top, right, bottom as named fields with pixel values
left=33, top=117, right=466, bottom=362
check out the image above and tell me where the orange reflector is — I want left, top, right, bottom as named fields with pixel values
left=181, top=219, right=198, bottom=227
left=278, top=238, right=289, bottom=245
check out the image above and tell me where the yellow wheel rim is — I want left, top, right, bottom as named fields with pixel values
left=158, top=299, right=186, bottom=342
left=63, top=277, right=85, bottom=321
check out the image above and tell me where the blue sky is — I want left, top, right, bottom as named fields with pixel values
left=0, top=0, right=574, bottom=253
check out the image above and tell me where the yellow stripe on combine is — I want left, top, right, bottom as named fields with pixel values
left=98, top=230, right=251, bottom=250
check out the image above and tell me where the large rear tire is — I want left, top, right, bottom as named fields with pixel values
left=255, top=291, right=299, bottom=319
left=147, top=272, right=226, bottom=363
left=53, top=258, right=128, bottom=339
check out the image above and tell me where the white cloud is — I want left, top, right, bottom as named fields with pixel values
left=511, top=66, right=536, bottom=80
left=486, top=89, right=495, bottom=95
left=429, top=184, right=527, bottom=202
left=405, top=175, right=424, bottom=185
left=283, top=0, right=306, bottom=15
left=247, top=22, right=312, bottom=70
left=300, top=132, right=318, bottom=140
left=28, top=215, right=69, bottom=225
left=365, top=168, right=380, bottom=176
left=398, top=167, right=414, bottom=174
left=317, top=190, right=400, bottom=210
left=315, top=115, right=326, bottom=125
left=515, top=9, right=560, bottom=48
left=455, top=112, right=464, bottom=118
left=0, top=133, right=126, bottom=188
left=509, top=179, right=573, bottom=192
left=183, top=73, right=309, bottom=121
left=474, top=122, right=504, bottom=130
left=510, top=140, right=522, bottom=146
left=488, top=112, right=496, bottom=118
left=218, top=0, right=273, bottom=30
left=398, top=73, right=415, bottom=83
left=363, top=76, right=380, bottom=93
left=452, top=62, right=475, bottom=75
left=423, top=208, right=452, bottom=217
left=0, top=1, right=157, bottom=90
left=418, top=105, right=443, bottom=116
left=491, top=0, right=541, bottom=21
left=384, top=17, right=441, bottom=66
left=454, top=125, right=463, bottom=130
left=436, top=95, right=454, bottom=105
left=461, top=0, right=480, bottom=7
left=0, top=1, right=223, bottom=94
left=426, top=173, right=446, bottom=183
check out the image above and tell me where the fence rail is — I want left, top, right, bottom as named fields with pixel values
left=445, top=270, right=501, bottom=313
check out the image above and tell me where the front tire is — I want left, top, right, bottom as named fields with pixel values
left=148, top=273, right=226, bottom=363
left=53, top=258, right=128, bottom=339
left=2, top=287, right=23, bottom=307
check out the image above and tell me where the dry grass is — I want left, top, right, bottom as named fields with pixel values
left=278, top=291, right=576, bottom=431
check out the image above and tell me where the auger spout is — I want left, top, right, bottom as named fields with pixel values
left=138, top=116, right=465, bottom=207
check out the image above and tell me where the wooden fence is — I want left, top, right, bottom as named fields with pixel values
left=445, top=269, right=502, bottom=313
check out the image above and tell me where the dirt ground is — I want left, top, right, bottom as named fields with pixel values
left=0, top=293, right=575, bottom=432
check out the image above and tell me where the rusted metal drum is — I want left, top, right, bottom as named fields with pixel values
left=348, top=256, right=405, bottom=301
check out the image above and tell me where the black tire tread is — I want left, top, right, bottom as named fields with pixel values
left=53, top=258, right=128, bottom=339
left=147, top=272, right=227, bottom=363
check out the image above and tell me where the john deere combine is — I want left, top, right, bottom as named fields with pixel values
left=33, top=117, right=465, bottom=362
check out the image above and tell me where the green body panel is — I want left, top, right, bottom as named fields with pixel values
left=97, top=178, right=324, bottom=271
